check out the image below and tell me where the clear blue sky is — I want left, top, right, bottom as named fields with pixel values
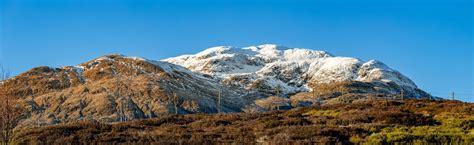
left=0, top=0, right=473, bottom=101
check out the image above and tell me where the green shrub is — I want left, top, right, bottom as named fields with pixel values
left=303, top=109, right=340, bottom=117
left=434, top=112, right=474, bottom=129
left=366, top=126, right=473, bottom=144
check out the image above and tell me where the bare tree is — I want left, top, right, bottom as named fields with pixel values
left=0, top=68, right=24, bottom=145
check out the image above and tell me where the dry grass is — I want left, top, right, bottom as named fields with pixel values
left=12, top=99, right=474, bottom=144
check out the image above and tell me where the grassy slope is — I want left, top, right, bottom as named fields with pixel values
left=12, top=99, right=474, bottom=144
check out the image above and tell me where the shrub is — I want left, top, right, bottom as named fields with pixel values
left=303, top=109, right=339, bottom=117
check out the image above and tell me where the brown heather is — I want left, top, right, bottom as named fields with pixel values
left=11, top=99, right=474, bottom=144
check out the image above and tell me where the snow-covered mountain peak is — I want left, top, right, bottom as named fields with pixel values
left=243, top=44, right=288, bottom=51
left=171, top=44, right=333, bottom=63
left=164, top=44, right=333, bottom=75
left=362, top=60, right=392, bottom=71
left=197, top=46, right=236, bottom=56
left=164, top=44, right=422, bottom=97
left=282, top=48, right=333, bottom=61
left=244, top=44, right=287, bottom=57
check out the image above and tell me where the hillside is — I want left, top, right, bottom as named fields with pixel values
left=12, top=100, right=474, bottom=144
left=2, top=55, right=251, bottom=127
left=0, top=44, right=434, bottom=127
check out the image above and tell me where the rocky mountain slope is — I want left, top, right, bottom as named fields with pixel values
left=0, top=44, right=431, bottom=126
left=2, top=55, right=251, bottom=126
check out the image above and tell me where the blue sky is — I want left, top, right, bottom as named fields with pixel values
left=0, top=0, right=472, bottom=101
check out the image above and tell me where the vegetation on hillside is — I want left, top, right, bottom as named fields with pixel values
left=11, top=99, right=473, bottom=144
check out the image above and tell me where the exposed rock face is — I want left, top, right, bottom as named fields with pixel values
left=0, top=44, right=432, bottom=126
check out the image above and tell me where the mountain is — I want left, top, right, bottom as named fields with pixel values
left=0, top=44, right=431, bottom=126
left=164, top=44, right=429, bottom=99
